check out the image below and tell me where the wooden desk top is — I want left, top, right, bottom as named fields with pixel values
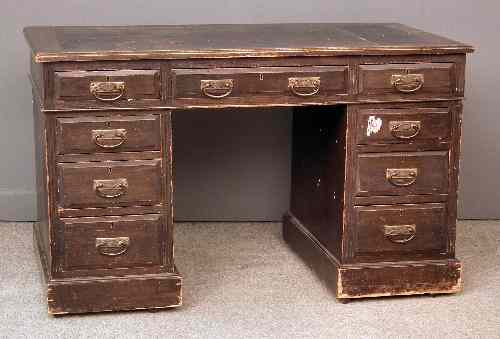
left=24, top=23, right=473, bottom=63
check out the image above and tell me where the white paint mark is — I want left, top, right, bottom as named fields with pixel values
left=367, top=116, right=382, bottom=136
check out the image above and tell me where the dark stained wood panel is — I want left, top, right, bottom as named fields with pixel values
left=57, top=159, right=163, bottom=209
left=355, top=107, right=452, bottom=145
left=290, top=105, right=347, bottom=259
left=55, top=114, right=162, bottom=155
left=172, top=65, right=349, bottom=106
left=60, top=214, right=165, bottom=273
left=355, top=151, right=450, bottom=197
left=53, top=69, right=161, bottom=101
left=358, top=62, right=456, bottom=99
left=24, top=23, right=474, bottom=63
left=352, top=203, right=448, bottom=261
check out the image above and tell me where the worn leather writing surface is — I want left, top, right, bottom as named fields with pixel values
left=24, top=23, right=473, bottom=62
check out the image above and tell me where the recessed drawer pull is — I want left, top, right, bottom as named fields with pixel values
left=89, top=81, right=126, bottom=101
left=383, top=224, right=417, bottom=243
left=95, top=237, right=130, bottom=256
left=200, top=79, right=234, bottom=98
left=389, top=121, right=421, bottom=140
left=92, top=129, right=127, bottom=149
left=391, top=73, right=424, bottom=93
left=386, top=168, right=418, bottom=187
left=93, top=178, right=128, bottom=198
left=288, top=77, right=321, bottom=97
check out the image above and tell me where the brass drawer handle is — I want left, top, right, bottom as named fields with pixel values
left=386, top=168, right=418, bottom=187
left=96, top=237, right=130, bottom=256
left=92, top=129, right=127, bottom=149
left=384, top=224, right=416, bottom=243
left=391, top=73, right=424, bottom=93
left=288, top=77, right=321, bottom=97
left=90, top=81, right=126, bottom=101
left=93, top=178, right=128, bottom=198
left=389, top=121, right=421, bottom=140
left=200, top=79, right=234, bottom=99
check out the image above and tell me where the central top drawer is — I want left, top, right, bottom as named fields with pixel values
left=171, top=66, right=350, bottom=106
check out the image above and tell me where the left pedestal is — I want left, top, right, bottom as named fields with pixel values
left=35, top=222, right=182, bottom=315
left=32, top=91, right=181, bottom=314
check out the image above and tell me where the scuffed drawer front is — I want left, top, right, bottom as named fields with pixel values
left=172, top=66, right=349, bottom=106
left=57, top=160, right=163, bottom=209
left=356, top=108, right=451, bottom=145
left=60, top=214, right=164, bottom=272
left=358, top=62, right=456, bottom=100
left=55, top=114, right=162, bottom=154
left=353, top=204, right=448, bottom=261
left=355, top=151, right=449, bottom=197
left=53, top=69, right=161, bottom=107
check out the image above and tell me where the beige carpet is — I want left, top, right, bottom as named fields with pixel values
left=1, top=221, right=499, bottom=338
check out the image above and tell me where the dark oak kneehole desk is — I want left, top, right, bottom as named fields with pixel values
left=24, top=23, right=474, bottom=314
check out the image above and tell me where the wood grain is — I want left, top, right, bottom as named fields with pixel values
left=24, top=23, right=473, bottom=63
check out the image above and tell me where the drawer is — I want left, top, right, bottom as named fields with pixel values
left=53, top=69, right=161, bottom=105
left=352, top=204, right=448, bottom=261
left=55, top=114, right=162, bottom=154
left=57, top=160, right=163, bottom=209
left=358, top=62, right=456, bottom=99
left=172, top=66, right=349, bottom=106
left=356, top=107, right=451, bottom=145
left=355, top=151, right=449, bottom=197
left=60, top=214, right=165, bottom=272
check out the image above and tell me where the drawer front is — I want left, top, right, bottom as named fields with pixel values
left=356, top=151, right=449, bottom=197
left=172, top=66, right=349, bottom=106
left=356, top=108, right=451, bottom=145
left=358, top=62, right=456, bottom=99
left=353, top=204, right=448, bottom=261
left=55, top=115, right=162, bottom=154
left=60, top=214, right=164, bottom=272
left=53, top=69, right=161, bottom=105
left=57, top=160, right=163, bottom=209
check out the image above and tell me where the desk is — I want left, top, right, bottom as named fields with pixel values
left=24, top=23, right=474, bottom=314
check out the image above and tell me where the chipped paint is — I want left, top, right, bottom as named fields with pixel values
left=366, top=116, right=382, bottom=136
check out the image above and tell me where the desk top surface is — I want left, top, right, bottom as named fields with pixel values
left=24, top=23, right=473, bottom=63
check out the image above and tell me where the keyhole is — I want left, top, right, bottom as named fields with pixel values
left=316, top=178, right=321, bottom=188
left=106, top=121, right=111, bottom=128
left=259, top=73, right=264, bottom=81
left=107, top=167, right=112, bottom=175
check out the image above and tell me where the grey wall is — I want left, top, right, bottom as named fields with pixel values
left=0, top=0, right=496, bottom=221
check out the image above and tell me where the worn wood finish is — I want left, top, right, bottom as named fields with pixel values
left=34, top=54, right=466, bottom=111
left=45, top=61, right=165, bottom=110
left=283, top=212, right=462, bottom=299
left=337, top=259, right=462, bottom=298
left=172, top=65, right=349, bottom=107
left=57, top=159, right=163, bottom=209
left=54, top=69, right=161, bottom=103
left=55, top=114, right=161, bottom=154
left=25, top=23, right=473, bottom=314
left=356, top=107, right=451, bottom=145
left=57, top=214, right=169, bottom=276
left=47, top=271, right=182, bottom=315
left=352, top=203, right=448, bottom=261
left=355, top=151, right=450, bottom=197
left=24, top=23, right=473, bottom=63
left=358, top=62, right=456, bottom=99
left=56, top=151, right=162, bottom=163
left=290, top=105, right=346, bottom=259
